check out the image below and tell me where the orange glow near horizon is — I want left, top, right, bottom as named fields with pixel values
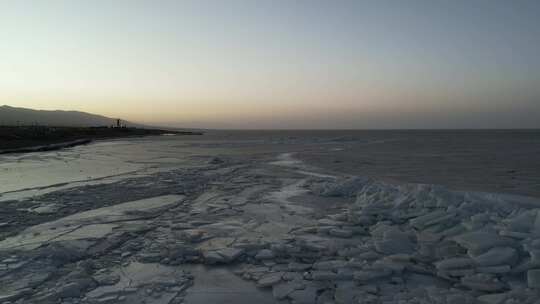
left=1, top=0, right=539, bottom=129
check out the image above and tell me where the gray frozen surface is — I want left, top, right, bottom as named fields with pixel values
left=183, top=265, right=277, bottom=304
left=1, top=131, right=540, bottom=304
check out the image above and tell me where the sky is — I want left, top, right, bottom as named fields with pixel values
left=1, top=0, right=539, bottom=129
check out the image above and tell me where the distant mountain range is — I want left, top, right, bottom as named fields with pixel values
left=0, top=105, right=141, bottom=127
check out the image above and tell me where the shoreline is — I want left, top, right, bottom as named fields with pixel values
left=0, top=126, right=203, bottom=154
left=0, top=138, right=93, bottom=154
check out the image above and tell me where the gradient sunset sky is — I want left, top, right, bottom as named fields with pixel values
left=1, top=0, right=539, bottom=129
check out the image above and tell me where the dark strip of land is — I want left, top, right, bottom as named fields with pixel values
left=0, top=126, right=202, bottom=154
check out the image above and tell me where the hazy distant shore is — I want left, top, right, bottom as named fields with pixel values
left=0, top=126, right=203, bottom=154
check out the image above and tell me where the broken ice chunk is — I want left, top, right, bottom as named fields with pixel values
left=528, top=269, right=540, bottom=289
left=473, top=247, right=518, bottom=267
left=453, top=231, right=515, bottom=255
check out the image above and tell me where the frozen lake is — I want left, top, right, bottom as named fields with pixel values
left=2, top=129, right=540, bottom=199
left=2, top=130, right=540, bottom=303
